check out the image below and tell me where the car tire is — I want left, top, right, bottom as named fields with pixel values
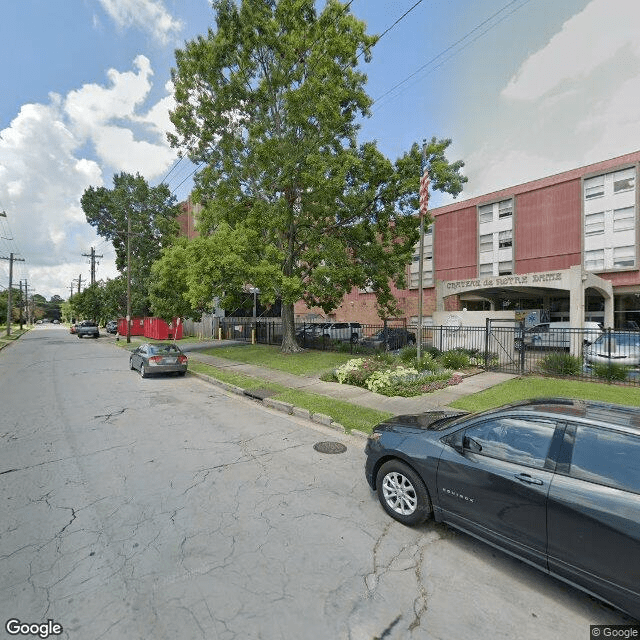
left=129, top=357, right=134, bottom=371
left=140, top=364, right=147, bottom=379
left=178, top=371, right=186, bottom=377
left=407, top=338, right=416, bottom=346
left=376, top=460, right=432, bottom=526
left=514, top=338, right=524, bottom=352
left=350, top=333, right=359, bottom=344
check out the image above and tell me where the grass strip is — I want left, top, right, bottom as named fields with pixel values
left=451, top=376, right=640, bottom=413
left=189, top=361, right=391, bottom=433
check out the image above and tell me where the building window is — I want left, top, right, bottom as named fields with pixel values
left=479, top=263, right=492, bottom=276
left=479, top=233, right=493, bottom=253
left=498, top=261, right=512, bottom=275
left=585, top=211, right=605, bottom=235
left=584, top=175, right=605, bottom=199
left=613, top=168, right=635, bottom=193
left=614, top=246, right=635, bottom=269
left=585, top=249, right=605, bottom=271
left=479, top=204, right=493, bottom=224
left=498, top=199, right=513, bottom=218
left=498, top=229, right=513, bottom=248
left=613, top=206, right=635, bottom=232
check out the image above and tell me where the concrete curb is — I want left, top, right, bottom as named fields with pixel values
left=189, top=370, right=366, bottom=438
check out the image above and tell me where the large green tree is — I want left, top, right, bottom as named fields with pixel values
left=81, top=172, right=180, bottom=317
left=168, top=0, right=466, bottom=351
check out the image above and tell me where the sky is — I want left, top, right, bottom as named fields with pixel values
left=1, top=0, right=639, bottom=301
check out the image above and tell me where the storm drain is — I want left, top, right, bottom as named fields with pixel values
left=243, top=388, right=278, bottom=400
left=313, top=441, right=347, bottom=454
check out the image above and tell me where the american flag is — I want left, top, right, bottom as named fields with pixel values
left=419, top=160, right=430, bottom=217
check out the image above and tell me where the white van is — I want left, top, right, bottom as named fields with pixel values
left=517, top=321, right=602, bottom=350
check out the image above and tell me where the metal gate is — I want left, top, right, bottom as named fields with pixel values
left=485, top=318, right=525, bottom=374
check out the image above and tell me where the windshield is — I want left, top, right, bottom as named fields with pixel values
left=148, top=345, right=180, bottom=355
left=592, top=333, right=640, bottom=348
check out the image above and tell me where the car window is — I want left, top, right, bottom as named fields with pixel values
left=464, top=417, right=556, bottom=469
left=569, top=426, right=640, bottom=494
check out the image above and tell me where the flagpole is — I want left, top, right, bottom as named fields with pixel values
left=417, top=139, right=429, bottom=360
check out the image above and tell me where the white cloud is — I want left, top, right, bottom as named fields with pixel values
left=64, top=55, right=177, bottom=177
left=452, top=0, right=640, bottom=202
left=0, top=57, right=177, bottom=299
left=98, top=0, right=183, bottom=44
left=503, top=0, right=640, bottom=101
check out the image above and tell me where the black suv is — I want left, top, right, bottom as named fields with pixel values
left=365, top=398, right=640, bottom=619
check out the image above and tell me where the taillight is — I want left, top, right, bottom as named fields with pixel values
left=178, top=355, right=188, bottom=364
left=148, top=356, right=162, bottom=365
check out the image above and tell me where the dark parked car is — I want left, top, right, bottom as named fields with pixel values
left=129, top=343, right=188, bottom=378
left=75, top=321, right=99, bottom=338
left=365, top=398, right=640, bottom=619
left=362, top=327, right=416, bottom=351
left=105, top=320, right=118, bottom=334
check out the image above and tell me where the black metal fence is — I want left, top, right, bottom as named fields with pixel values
left=218, top=318, right=640, bottom=386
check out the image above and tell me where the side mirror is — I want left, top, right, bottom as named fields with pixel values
left=464, top=436, right=483, bottom=453
left=446, top=431, right=465, bottom=454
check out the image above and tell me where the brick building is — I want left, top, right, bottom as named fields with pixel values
left=294, top=151, right=640, bottom=329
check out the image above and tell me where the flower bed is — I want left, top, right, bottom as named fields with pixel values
left=329, top=348, right=471, bottom=397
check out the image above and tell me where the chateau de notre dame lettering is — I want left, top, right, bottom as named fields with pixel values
left=445, top=272, right=563, bottom=292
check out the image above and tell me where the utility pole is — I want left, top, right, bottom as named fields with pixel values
left=417, top=139, right=430, bottom=360
left=1, top=252, right=25, bottom=336
left=77, top=274, right=83, bottom=294
left=126, top=211, right=132, bottom=343
left=82, top=247, right=103, bottom=286
left=19, top=280, right=25, bottom=329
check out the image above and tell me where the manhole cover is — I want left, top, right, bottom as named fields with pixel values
left=313, top=441, right=347, bottom=454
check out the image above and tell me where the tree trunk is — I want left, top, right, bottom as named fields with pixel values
left=280, top=302, right=303, bottom=353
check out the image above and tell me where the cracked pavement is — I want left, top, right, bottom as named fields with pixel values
left=0, top=326, right=628, bottom=639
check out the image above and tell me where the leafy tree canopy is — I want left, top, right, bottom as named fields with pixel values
left=81, top=172, right=180, bottom=316
left=168, top=0, right=466, bottom=351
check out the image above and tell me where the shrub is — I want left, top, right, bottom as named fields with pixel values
left=591, top=362, right=630, bottom=382
left=335, top=358, right=366, bottom=385
left=399, top=345, right=417, bottom=363
left=365, top=365, right=420, bottom=394
left=440, top=349, right=471, bottom=370
left=416, top=352, right=438, bottom=372
left=538, top=352, right=583, bottom=376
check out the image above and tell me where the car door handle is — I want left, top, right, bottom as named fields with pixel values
left=514, top=473, right=543, bottom=485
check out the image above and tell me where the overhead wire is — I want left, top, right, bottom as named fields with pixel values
left=371, top=0, right=534, bottom=112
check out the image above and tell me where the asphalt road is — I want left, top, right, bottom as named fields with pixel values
left=0, top=326, right=631, bottom=639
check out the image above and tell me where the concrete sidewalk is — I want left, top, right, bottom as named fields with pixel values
left=188, top=351, right=516, bottom=415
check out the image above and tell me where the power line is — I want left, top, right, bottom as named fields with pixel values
left=371, top=0, right=534, bottom=112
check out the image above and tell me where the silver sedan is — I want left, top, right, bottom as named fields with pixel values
left=129, top=343, right=188, bottom=378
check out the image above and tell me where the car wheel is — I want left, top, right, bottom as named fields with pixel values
left=129, top=357, right=134, bottom=371
left=350, top=333, right=359, bottom=344
left=178, top=371, right=186, bottom=377
left=407, top=338, right=416, bottom=346
left=514, top=338, right=524, bottom=352
left=140, top=364, right=147, bottom=378
left=376, top=460, right=432, bottom=526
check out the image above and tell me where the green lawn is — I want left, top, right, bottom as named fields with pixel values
left=199, top=343, right=357, bottom=377
left=451, top=376, right=640, bottom=413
